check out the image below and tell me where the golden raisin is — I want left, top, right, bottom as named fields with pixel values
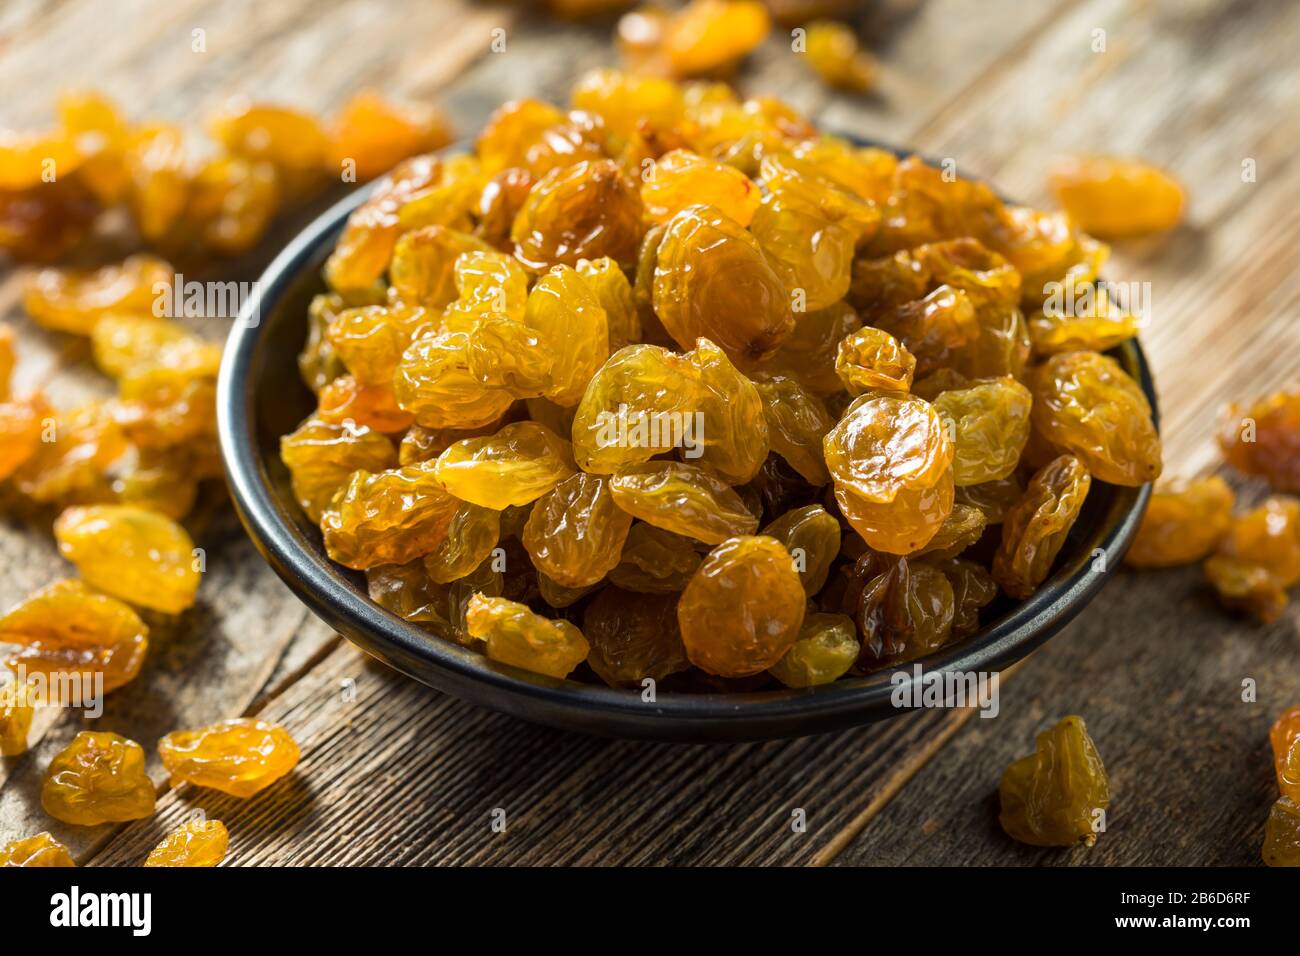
left=0, top=832, right=76, bottom=867
left=1263, top=798, right=1300, bottom=867
left=42, top=731, right=156, bottom=826
left=1049, top=156, right=1184, bottom=238
left=999, top=716, right=1110, bottom=847
left=1030, top=350, right=1161, bottom=486
left=1219, top=387, right=1300, bottom=493
left=1271, top=706, right=1300, bottom=804
left=0, top=580, right=148, bottom=695
left=677, top=534, right=806, bottom=677
left=144, top=819, right=229, bottom=868
left=465, top=594, right=589, bottom=679
left=158, top=718, right=300, bottom=798
left=993, top=455, right=1091, bottom=600
left=54, top=504, right=201, bottom=614
left=1126, top=476, right=1234, bottom=568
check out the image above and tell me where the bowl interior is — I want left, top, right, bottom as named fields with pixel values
left=219, top=156, right=1155, bottom=742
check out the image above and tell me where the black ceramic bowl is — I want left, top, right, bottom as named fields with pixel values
left=217, top=147, right=1156, bottom=743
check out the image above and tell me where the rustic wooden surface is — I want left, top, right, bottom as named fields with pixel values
left=2, top=0, right=1299, bottom=866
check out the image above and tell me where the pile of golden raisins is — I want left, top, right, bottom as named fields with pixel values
left=1125, top=385, right=1300, bottom=622
left=281, top=67, right=1165, bottom=690
left=551, top=0, right=876, bottom=92
left=0, top=717, right=299, bottom=867
left=0, top=90, right=450, bottom=264
left=0, top=87, right=439, bottom=866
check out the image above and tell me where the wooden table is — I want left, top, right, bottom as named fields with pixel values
left=2, top=0, right=1298, bottom=866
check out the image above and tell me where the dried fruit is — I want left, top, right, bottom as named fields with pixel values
left=1263, top=797, right=1300, bottom=867
left=1203, top=554, right=1287, bottom=624
left=872, top=285, right=979, bottom=376
left=577, top=256, right=640, bottom=351
left=325, top=154, right=443, bottom=293
left=932, top=376, right=1032, bottom=486
left=582, top=587, right=689, bottom=686
left=678, top=535, right=806, bottom=677
left=999, top=716, right=1109, bottom=847
left=1271, top=707, right=1300, bottom=804
left=0, top=392, right=50, bottom=481
left=465, top=594, right=589, bottom=678
left=0, top=676, right=34, bottom=756
left=283, top=81, right=1176, bottom=689
left=424, top=502, right=500, bottom=584
left=954, top=474, right=1023, bottom=525
left=54, top=504, right=201, bottom=614
left=768, top=612, right=858, bottom=687
left=443, top=249, right=530, bottom=327
left=753, top=156, right=879, bottom=311
left=144, top=819, right=229, bottom=868
left=1049, top=156, right=1184, bottom=238
left=522, top=265, right=610, bottom=406
left=328, top=90, right=452, bottom=183
left=393, top=330, right=517, bottom=431
left=523, top=473, right=633, bottom=587
left=852, top=553, right=954, bottom=666
left=23, top=255, right=173, bottom=335
left=90, top=314, right=221, bottom=381
left=762, top=504, right=840, bottom=594
left=512, top=159, right=643, bottom=272
left=993, top=455, right=1091, bottom=599
left=185, top=154, right=280, bottom=255
left=824, top=392, right=955, bottom=554
left=158, top=718, right=300, bottom=797
left=0, top=832, right=76, bottom=867
left=434, top=422, right=576, bottom=509
left=390, top=225, right=492, bottom=309
left=42, top=731, right=156, bottom=826
left=1030, top=350, right=1161, bottom=486
left=124, top=123, right=188, bottom=242
left=654, top=203, right=794, bottom=363
left=933, top=556, right=998, bottom=637
left=1126, top=476, right=1234, bottom=568
left=325, top=303, right=433, bottom=386
left=916, top=503, right=988, bottom=560
left=1028, top=285, right=1140, bottom=355
left=609, top=461, right=758, bottom=544
left=320, top=461, right=460, bottom=570
left=802, top=21, right=876, bottom=92
left=751, top=373, right=833, bottom=484
left=641, top=149, right=759, bottom=225
left=1219, top=387, right=1300, bottom=493
left=1218, top=496, right=1300, bottom=588
left=835, top=327, right=916, bottom=395
left=608, top=522, right=702, bottom=592
left=660, top=0, right=771, bottom=77
left=280, top=416, right=397, bottom=522
left=0, top=580, right=148, bottom=695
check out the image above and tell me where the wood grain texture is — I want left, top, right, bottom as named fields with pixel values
left=90, top=641, right=985, bottom=867
left=830, top=0, right=1300, bottom=866
left=4, top=0, right=1064, bottom=866
left=0, top=0, right=515, bottom=850
left=6, top=0, right=1296, bottom=867
left=831, top=547, right=1299, bottom=866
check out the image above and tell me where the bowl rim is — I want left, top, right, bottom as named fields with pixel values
left=216, top=141, right=1156, bottom=742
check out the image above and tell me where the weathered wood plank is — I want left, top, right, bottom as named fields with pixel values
left=831, top=546, right=1300, bottom=866
left=89, top=640, right=987, bottom=867
left=83, top=0, right=1077, bottom=867
left=829, top=0, right=1300, bottom=866
left=0, top=0, right=517, bottom=850
left=891, top=0, right=1300, bottom=470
